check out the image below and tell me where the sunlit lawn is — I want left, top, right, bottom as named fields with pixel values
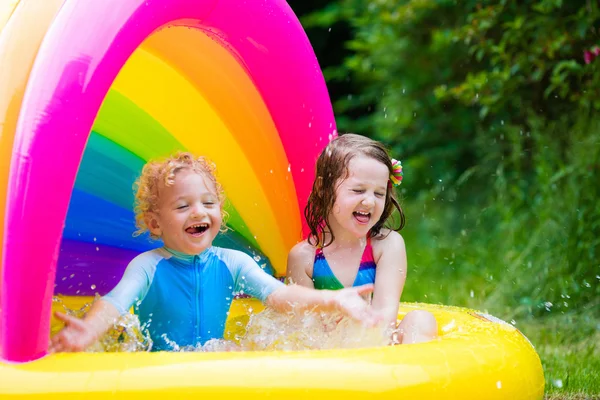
left=401, top=201, right=599, bottom=399
left=519, top=314, right=600, bottom=399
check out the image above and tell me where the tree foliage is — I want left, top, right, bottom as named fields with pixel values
left=300, top=0, right=600, bottom=316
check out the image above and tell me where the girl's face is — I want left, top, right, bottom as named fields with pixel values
left=328, top=155, right=389, bottom=240
left=147, top=169, right=222, bottom=255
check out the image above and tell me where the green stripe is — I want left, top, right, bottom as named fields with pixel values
left=84, top=89, right=258, bottom=249
left=313, top=275, right=345, bottom=291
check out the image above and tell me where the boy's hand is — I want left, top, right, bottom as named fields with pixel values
left=49, top=312, right=98, bottom=353
left=329, top=284, right=382, bottom=327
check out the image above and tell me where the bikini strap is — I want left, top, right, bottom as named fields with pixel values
left=361, top=236, right=375, bottom=265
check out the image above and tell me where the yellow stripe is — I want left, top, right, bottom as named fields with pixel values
left=142, top=27, right=302, bottom=254
left=0, top=0, right=20, bottom=34
left=0, top=0, right=64, bottom=278
left=111, top=48, right=289, bottom=271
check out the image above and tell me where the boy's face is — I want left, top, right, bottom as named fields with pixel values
left=148, top=169, right=222, bottom=255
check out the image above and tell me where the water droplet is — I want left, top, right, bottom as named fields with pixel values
left=470, top=290, right=474, bottom=298
left=91, top=284, right=96, bottom=290
left=496, top=381, right=502, bottom=389
left=553, top=379, right=563, bottom=388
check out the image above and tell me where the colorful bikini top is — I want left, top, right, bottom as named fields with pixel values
left=311, top=238, right=376, bottom=290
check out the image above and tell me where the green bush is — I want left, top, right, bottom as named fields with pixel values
left=303, top=0, right=600, bottom=317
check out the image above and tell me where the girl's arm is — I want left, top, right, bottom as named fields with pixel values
left=371, top=230, right=408, bottom=330
left=285, top=240, right=316, bottom=287
left=49, top=299, right=120, bottom=353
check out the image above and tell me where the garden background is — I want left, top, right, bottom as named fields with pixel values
left=287, top=1, right=600, bottom=398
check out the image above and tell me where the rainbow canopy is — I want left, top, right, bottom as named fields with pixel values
left=0, top=0, right=335, bottom=362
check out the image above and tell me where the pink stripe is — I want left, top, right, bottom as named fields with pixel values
left=361, top=241, right=375, bottom=264
left=2, top=0, right=332, bottom=362
left=205, top=0, right=335, bottom=231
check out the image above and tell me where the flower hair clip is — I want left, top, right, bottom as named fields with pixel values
left=389, top=159, right=403, bottom=187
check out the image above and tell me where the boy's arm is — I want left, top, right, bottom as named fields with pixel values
left=265, top=283, right=380, bottom=326
left=50, top=254, right=153, bottom=352
left=49, top=299, right=120, bottom=352
left=234, top=249, right=381, bottom=327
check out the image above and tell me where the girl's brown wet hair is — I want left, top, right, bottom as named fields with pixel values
left=304, top=133, right=405, bottom=247
left=133, top=151, right=226, bottom=239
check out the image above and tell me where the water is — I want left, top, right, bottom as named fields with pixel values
left=240, top=308, right=389, bottom=351
left=51, top=297, right=390, bottom=353
left=52, top=296, right=152, bottom=352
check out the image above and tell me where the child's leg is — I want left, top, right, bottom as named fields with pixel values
left=396, top=310, right=438, bottom=344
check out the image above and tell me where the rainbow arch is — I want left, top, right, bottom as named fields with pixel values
left=0, top=0, right=335, bottom=362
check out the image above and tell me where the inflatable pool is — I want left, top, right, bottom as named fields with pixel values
left=0, top=0, right=543, bottom=398
left=2, top=297, right=544, bottom=399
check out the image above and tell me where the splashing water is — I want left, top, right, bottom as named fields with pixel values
left=52, top=296, right=153, bottom=352
left=51, top=297, right=390, bottom=353
left=239, top=308, right=389, bottom=351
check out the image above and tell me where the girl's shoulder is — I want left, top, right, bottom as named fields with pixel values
left=287, top=239, right=318, bottom=281
left=288, top=239, right=318, bottom=260
left=371, top=229, right=405, bottom=259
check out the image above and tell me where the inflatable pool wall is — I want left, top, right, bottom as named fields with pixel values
left=0, top=1, right=544, bottom=399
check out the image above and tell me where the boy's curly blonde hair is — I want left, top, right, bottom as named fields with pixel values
left=133, top=151, right=225, bottom=239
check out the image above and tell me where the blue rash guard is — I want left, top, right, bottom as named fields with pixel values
left=103, top=246, right=283, bottom=351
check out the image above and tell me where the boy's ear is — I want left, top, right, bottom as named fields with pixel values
left=145, top=213, right=162, bottom=237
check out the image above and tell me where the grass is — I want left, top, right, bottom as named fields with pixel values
left=519, top=314, right=600, bottom=399
left=399, top=188, right=599, bottom=399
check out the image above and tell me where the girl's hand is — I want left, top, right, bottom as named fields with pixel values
left=329, top=284, right=382, bottom=327
left=49, top=312, right=98, bottom=353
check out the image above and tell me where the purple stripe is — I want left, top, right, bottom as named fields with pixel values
left=54, top=240, right=139, bottom=296
left=358, top=261, right=376, bottom=271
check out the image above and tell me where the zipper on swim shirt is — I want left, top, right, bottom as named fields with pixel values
left=194, top=256, right=201, bottom=341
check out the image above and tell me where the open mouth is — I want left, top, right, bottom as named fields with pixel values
left=353, top=211, right=371, bottom=224
left=185, top=223, right=209, bottom=236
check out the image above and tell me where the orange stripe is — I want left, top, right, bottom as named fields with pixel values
left=142, top=27, right=302, bottom=257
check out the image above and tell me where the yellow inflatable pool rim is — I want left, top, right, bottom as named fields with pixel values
left=0, top=299, right=544, bottom=399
